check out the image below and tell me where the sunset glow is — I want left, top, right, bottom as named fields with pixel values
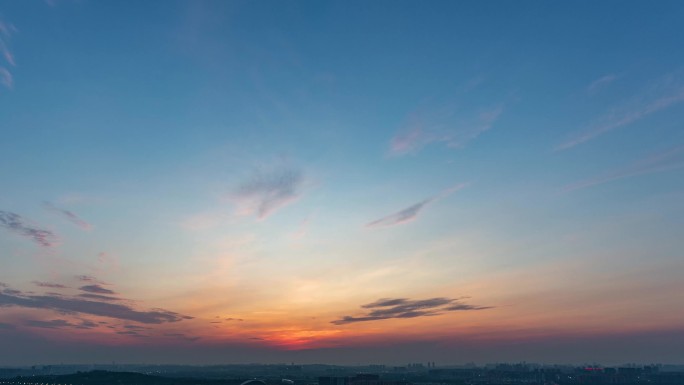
left=1, top=0, right=684, bottom=366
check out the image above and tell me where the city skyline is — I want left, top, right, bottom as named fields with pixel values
left=1, top=0, right=684, bottom=365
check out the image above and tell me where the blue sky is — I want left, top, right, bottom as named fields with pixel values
left=1, top=0, right=684, bottom=365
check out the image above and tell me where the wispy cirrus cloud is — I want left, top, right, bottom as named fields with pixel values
left=587, top=74, right=619, bottom=94
left=0, top=282, right=191, bottom=324
left=563, top=144, right=684, bottom=192
left=43, top=201, right=93, bottom=231
left=0, top=19, right=17, bottom=89
left=0, top=211, right=58, bottom=247
left=0, top=67, right=11, bottom=89
left=366, top=183, right=468, bottom=228
left=332, top=296, right=492, bottom=325
left=233, top=166, right=305, bottom=219
left=557, top=75, right=684, bottom=151
left=389, top=104, right=504, bottom=156
left=289, top=215, right=312, bottom=241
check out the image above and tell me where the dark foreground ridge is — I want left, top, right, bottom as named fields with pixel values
left=1, top=371, right=249, bottom=385
left=2, top=364, right=684, bottom=385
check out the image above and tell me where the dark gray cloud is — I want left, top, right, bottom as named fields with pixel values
left=332, top=297, right=492, bottom=325
left=0, top=285, right=191, bottom=324
left=43, top=201, right=92, bottom=230
left=78, top=319, right=98, bottom=329
left=0, top=211, right=57, bottom=247
left=362, top=298, right=410, bottom=308
left=79, top=284, right=116, bottom=295
left=235, top=167, right=304, bottom=219
left=24, top=318, right=98, bottom=330
left=116, top=330, right=148, bottom=338
left=123, top=324, right=150, bottom=330
left=76, top=275, right=98, bottom=282
left=366, top=199, right=432, bottom=228
left=366, top=184, right=468, bottom=228
left=33, top=281, right=69, bottom=289
left=0, top=322, right=15, bottom=330
left=78, top=293, right=121, bottom=301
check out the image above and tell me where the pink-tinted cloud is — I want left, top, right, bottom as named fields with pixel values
left=43, top=201, right=93, bottom=231
left=95, top=251, right=121, bottom=274
left=389, top=104, right=504, bottom=156
left=366, top=183, right=468, bottom=228
left=563, top=144, right=684, bottom=192
left=289, top=215, right=312, bottom=241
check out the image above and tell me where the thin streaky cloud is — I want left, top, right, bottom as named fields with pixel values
left=587, top=74, right=618, bottom=94
left=24, top=318, right=98, bottom=330
left=366, top=199, right=432, bottom=228
left=0, top=40, right=14, bottom=67
left=0, top=67, right=12, bottom=89
left=446, top=106, right=504, bottom=149
left=123, top=324, right=150, bottom=331
left=366, top=183, right=468, bottom=228
left=43, top=201, right=93, bottom=230
left=116, top=330, right=148, bottom=338
left=0, top=211, right=57, bottom=247
left=78, top=293, right=121, bottom=302
left=290, top=215, right=312, bottom=241
left=32, top=281, right=69, bottom=289
left=163, top=332, right=201, bottom=342
left=332, top=296, right=492, bottom=325
left=556, top=79, right=684, bottom=151
left=563, top=144, right=684, bottom=192
left=0, top=19, right=16, bottom=90
left=76, top=275, right=99, bottom=283
left=0, top=20, right=16, bottom=66
left=79, top=284, right=116, bottom=295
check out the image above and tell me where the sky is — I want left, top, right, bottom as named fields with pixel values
left=1, top=0, right=684, bottom=366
